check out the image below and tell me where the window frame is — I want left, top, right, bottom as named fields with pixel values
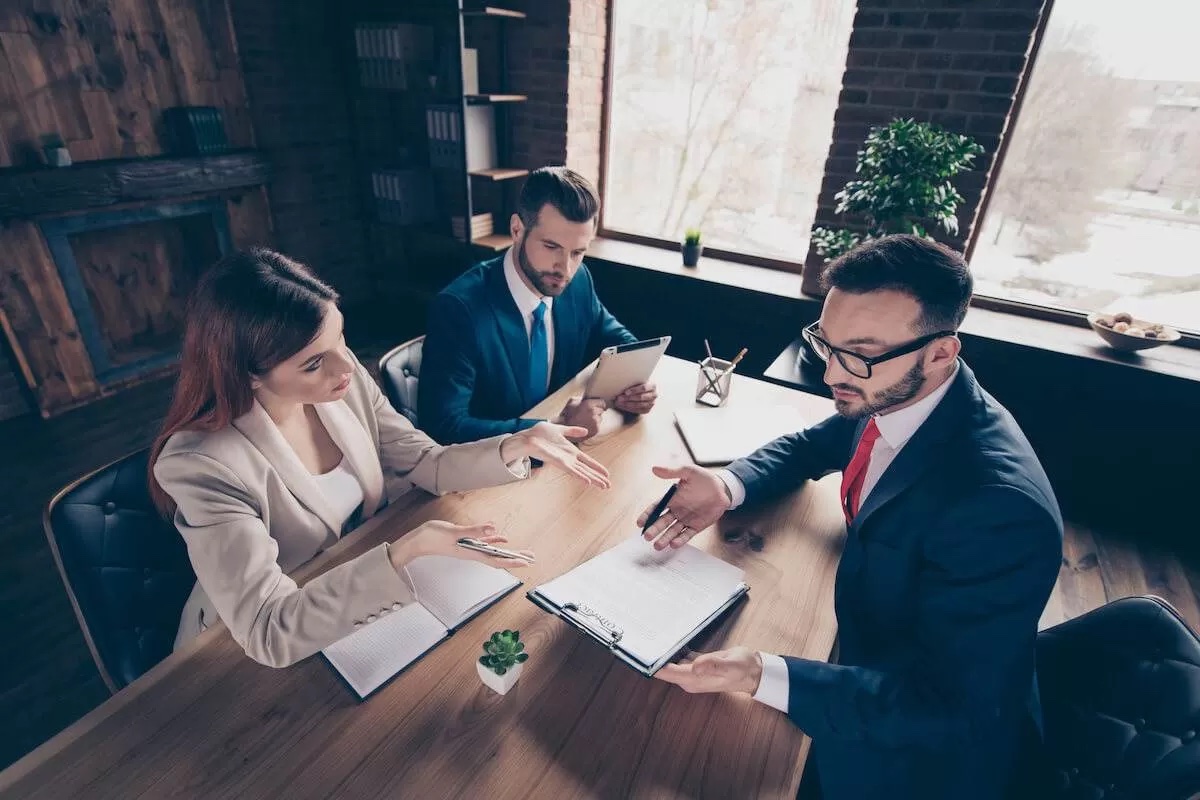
left=595, top=0, right=806, bottom=275
left=597, top=0, right=1200, bottom=348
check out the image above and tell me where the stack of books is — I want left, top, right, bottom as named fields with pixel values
left=451, top=213, right=493, bottom=242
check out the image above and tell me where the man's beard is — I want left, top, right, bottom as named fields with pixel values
left=516, top=232, right=568, bottom=297
left=833, top=359, right=927, bottom=419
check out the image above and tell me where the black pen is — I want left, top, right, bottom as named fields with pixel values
left=642, top=484, right=679, bottom=535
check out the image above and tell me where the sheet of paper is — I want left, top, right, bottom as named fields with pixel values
left=403, top=555, right=520, bottom=629
left=535, top=536, right=745, bottom=666
left=322, top=603, right=447, bottom=698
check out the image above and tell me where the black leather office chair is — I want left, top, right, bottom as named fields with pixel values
left=1035, top=595, right=1200, bottom=799
left=379, top=335, right=424, bottom=424
left=44, top=449, right=195, bottom=692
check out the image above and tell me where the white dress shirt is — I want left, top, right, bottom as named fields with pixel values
left=716, top=364, right=960, bottom=713
left=504, top=248, right=555, bottom=392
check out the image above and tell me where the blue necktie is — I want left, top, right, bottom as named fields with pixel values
left=528, top=301, right=549, bottom=405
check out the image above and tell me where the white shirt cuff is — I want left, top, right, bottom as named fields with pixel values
left=753, top=652, right=790, bottom=714
left=715, top=469, right=746, bottom=510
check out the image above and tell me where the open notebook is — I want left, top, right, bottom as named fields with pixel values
left=322, top=556, right=521, bottom=699
left=528, top=536, right=748, bottom=676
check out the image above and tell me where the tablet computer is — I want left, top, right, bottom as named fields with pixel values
left=584, top=336, right=671, bottom=401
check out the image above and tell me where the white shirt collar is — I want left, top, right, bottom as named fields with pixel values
left=872, top=361, right=960, bottom=451
left=504, top=247, right=552, bottom=318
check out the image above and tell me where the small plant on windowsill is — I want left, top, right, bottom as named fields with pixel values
left=477, top=629, right=528, bottom=695
left=810, top=118, right=984, bottom=264
left=682, top=227, right=703, bottom=267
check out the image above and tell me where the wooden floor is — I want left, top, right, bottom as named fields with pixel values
left=0, top=346, right=1198, bottom=770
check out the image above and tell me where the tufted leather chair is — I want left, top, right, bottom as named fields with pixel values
left=379, top=335, right=424, bottom=425
left=44, top=449, right=196, bottom=693
left=1035, top=595, right=1200, bottom=799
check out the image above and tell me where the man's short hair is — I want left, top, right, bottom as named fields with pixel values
left=517, top=166, right=600, bottom=228
left=821, top=234, right=973, bottom=332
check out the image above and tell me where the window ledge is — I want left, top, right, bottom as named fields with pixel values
left=588, top=237, right=804, bottom=300
left=589, top=237, right=1200, bottom=386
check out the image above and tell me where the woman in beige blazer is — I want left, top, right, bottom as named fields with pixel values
left=149, top=248, right=609, bottom=668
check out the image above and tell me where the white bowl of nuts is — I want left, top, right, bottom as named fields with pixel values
left=1087, top=311, right=1180, bottom=352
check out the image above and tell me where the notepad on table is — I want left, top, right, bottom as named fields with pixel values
left=674, top=403, right=808, bottom=466
left=528, top=536, right=748, bottom=676
left=322, top=555, right=521, bottom=699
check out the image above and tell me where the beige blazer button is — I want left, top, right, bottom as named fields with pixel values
left=366, top=614, right=377, bottom=623
left=392, top=602, right=403, bottom=610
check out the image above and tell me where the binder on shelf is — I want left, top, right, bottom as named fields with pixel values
left=371, top=168, right=436, bottom=226
left=353, top=23, right=433, bottom=90
left=527, top=536, right=749, bottom=677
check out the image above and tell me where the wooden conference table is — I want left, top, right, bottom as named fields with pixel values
left=0, top=356, right=845, bottom=800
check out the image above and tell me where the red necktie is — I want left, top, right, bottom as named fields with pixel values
left=840, top=418, right=881, bottom=524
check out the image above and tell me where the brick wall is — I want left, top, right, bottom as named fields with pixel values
left=227, top=0, right=373, bottom=306
left=509, top=1, right=571, bottom=170
left=804, top=0, right=1045, bottom=286
left=565, top=0, right=608, bottom=187
left=508, top=0, right=608, bottom=185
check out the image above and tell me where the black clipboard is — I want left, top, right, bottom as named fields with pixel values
left=526, top=582, right=749, bottom=677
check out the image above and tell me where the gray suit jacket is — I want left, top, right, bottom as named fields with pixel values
left=155, top=352, right=525, bottom=667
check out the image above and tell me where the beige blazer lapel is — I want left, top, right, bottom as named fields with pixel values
left=232, top=401, right=344, bottom=536
left=314, top=399, right=384, bottom=516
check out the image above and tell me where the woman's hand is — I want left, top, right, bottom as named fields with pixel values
left=500, top=422, right=612, bottom=489
left=388, top=520, right=535, bottom=571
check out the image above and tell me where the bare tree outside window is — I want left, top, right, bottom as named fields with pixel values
left=973, top=0, right=1200, bottom=334
left=603, top=0, right=856, bottom=263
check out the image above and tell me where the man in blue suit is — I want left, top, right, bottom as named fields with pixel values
left=420, top=167, right=657, bottom=444
left=640, top=235, right=1062, bottom=799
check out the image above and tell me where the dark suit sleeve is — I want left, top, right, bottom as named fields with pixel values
left=418, top=292, right=540, bottom=444
left=726, top=412, right=856, bottom=504
left=581, top=265, right=638, bottom=356
left=780, top=485, right=1062, bottom=751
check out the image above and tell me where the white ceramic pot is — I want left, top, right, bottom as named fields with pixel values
left=477, top=660, right=522, bottom=695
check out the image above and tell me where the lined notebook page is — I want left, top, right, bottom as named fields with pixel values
left=322, top=603, right=447, bottom=698
left=404, top=555, right=521, bottom=629
left=535, top=536, right=745, bottom=666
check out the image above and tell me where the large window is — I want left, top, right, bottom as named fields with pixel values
left=973, top=0, right=1200, bottom=334
left=602, top=0, right=856, bottom=265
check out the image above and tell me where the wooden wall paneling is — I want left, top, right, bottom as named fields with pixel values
left=69, top=214, right=216, bottom=366
left=154, top=0, right=216, bottom=108
left=0, top=221, right=96, bottom=412
left=121, top=0, right=184, bottom=133
left=0, top=5, right=31, bottom=34
left=26, top=1, right=93, bottom=144
left=226, top=185, right=272, bottom=249
left=0, top=31, right=65, bottom=159
left=76, top=89, right=120, bottom=158
left=72, top=0, right=150, bottom=157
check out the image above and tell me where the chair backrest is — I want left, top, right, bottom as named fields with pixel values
left=44, top=449, right=196, bottom=693
left=378, top=335, right=424, bottom=425
left=1037, top=595, right=1200, bottom=799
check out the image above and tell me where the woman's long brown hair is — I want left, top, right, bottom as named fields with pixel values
left=148, top=248, right=339, bottom=514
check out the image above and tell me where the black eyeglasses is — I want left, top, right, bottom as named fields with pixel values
left=802, top=322, right=955, bottom=379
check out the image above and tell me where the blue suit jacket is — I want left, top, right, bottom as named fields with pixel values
left=419, top=255, right=637, bottom=444
left=727, top=361, right=1062, bottom=800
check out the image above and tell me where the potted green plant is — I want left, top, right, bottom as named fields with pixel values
left=682, top=228, right=703, bottom=267
left=41, top=133, right=71, bottom=168
left=806, top=118, right=984, bottom=293
left=477, top=629, right=528, bottom=694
